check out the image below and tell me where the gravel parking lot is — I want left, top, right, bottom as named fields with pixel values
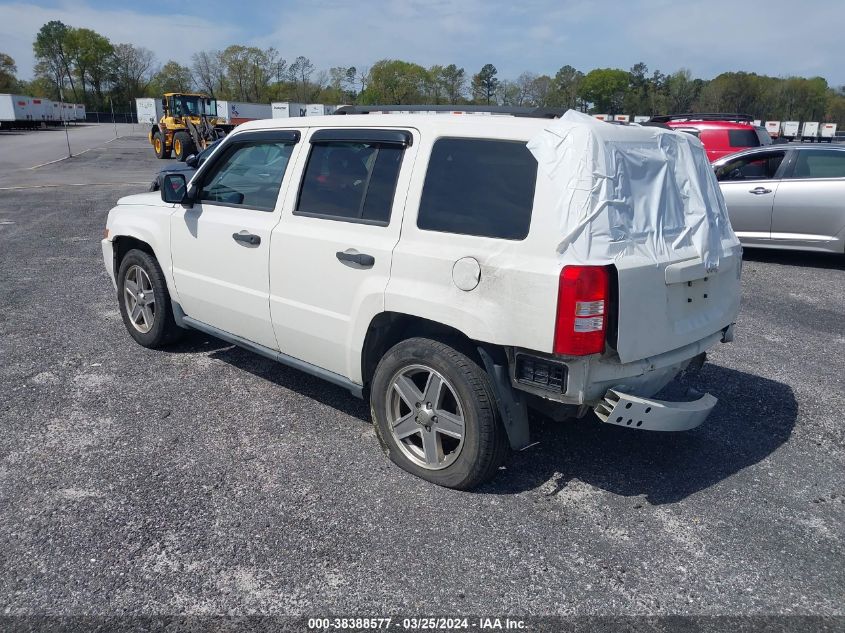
left=0, top=130, right=843, bottom=622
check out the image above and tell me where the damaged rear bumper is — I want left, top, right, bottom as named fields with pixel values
left=593, top=388, right=717, bottom=432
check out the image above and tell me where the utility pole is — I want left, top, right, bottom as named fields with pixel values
left=110, top=97, right=117, bottom=138
left=60, top=89, right=72, bottom=158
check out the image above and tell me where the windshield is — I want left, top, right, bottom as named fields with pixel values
left=171, top=95, right=217, bottom=117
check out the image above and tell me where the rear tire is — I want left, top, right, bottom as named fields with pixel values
left=153, top=130, right=171, bottom=159
left=371, top=337, right=509, bottom=490
left=117, top=249, right=184, bottom=348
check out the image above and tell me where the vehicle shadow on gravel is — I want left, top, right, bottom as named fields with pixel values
left=482, top=364, right=797, bottom=504
left=162, top=330, right=369, bottom=418
left=162, top=330, right=232, bottom=354
left=206, top=340, right=372, bottom=420
left=168, top=332, right=796, bottom=504
left=742, top=248, right=844, bottom=270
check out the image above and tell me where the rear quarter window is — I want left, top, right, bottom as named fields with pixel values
left=417, top=138, right=537, bottom=240
left=728, top=129, right=761, bottom=148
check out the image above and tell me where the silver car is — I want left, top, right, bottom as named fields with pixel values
left=714, top=145, right=845, bottom=254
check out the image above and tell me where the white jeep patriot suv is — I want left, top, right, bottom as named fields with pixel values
left=102, top=109, right=742, bottom=489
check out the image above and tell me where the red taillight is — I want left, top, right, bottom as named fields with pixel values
left=553, top=265, right=610, bottom=356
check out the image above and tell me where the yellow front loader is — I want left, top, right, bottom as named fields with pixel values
left=148, top=93, right=234, bottom=161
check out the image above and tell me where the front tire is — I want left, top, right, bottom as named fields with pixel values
left=117, top=249, right=184, bottom=348
left=173, top=131, right=193, bottom=161
left=371, top=337, right=509, bottom=489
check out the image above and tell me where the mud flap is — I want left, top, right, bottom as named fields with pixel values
left=478, top=346, right=531, bottom=450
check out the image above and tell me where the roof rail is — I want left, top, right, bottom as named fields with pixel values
left=334, top=104, right=566, bottom=119
left=649, top=113, right=754, bottom=123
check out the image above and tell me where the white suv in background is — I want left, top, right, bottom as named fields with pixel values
left=102, top=109, right=742, bottom=489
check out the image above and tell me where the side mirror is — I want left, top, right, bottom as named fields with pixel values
left=185, top=154, right=198, bottom=168
left=161, top=173, right=189, bottom=204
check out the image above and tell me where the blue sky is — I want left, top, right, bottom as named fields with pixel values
left=1, top=0, right=843, bottom=86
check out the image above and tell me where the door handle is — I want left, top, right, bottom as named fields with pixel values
left=336, top=249, right=375, bottom=268
left=232, top=231, right=261, bottom=246
left=749, top=187, right=772, bottom=195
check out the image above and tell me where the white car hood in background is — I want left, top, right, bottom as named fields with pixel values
left=527, top=110, right=740, bottom=271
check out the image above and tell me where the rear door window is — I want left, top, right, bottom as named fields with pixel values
left=789, top=150, right=845, bottom=179
left=296, top=140, right=405, bottom=224
left=417, top=138, right=537, bottom=240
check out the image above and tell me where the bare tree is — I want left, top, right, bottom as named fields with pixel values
left=527, top=75, right=553, bottom=107
left=515, top=72, right=536, bottom=106
left=192, top=50, right=224, bottom=97
left=112, top=43, right=155, bottom=101
left=288, top=56, right=315, bottom=102
left=357, top=66, right=369, bottom=94
left=496, top=80, right=520, bottom=106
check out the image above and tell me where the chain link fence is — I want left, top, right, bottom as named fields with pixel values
left=84, top=111, right=139, bottom=124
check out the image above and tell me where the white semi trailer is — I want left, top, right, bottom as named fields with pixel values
left=136, top=97, right=163, bottom=124
left=1, top=93, right=92, bottom=128
left=229, top=101, right=272, bottom=124
left=801, top=121, right=819, bottom=142
left=214, top=101, right=272, bottom=125
left=33, top=98, right=57, bottom=123
left=765, top=121, right=781, bottom=138
left=819, top=122, right=838, bottom=142
left=49, top=101, right=62, bottom=124
left=271, top=102, right=306, bottom=118
left=305, top=103, right=337, bottom=116
left=781, top=121, right=800, bottom=140
left=0, top=94, right=33, bottom=128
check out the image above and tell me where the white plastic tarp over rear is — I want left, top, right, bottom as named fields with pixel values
left=527, top=110, right=740, bottom=272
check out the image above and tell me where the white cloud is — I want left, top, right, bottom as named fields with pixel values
left=0, top=1, right=241, bottom=78
left=252, top=0, right=487, bottom=72
left=1, top=0, right=843, bottom=87
left=622, top=0, right=845, bottom=83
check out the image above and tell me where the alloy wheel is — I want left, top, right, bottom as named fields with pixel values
left=123, top=265, right=156, bottom=334
left=387, top=364, right=466, bottom=470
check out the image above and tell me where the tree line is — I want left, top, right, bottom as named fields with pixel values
left=1, top=20, right=843, bottom=123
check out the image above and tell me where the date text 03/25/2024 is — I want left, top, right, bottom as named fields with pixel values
left=307, top=617, right=527, bottom=630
